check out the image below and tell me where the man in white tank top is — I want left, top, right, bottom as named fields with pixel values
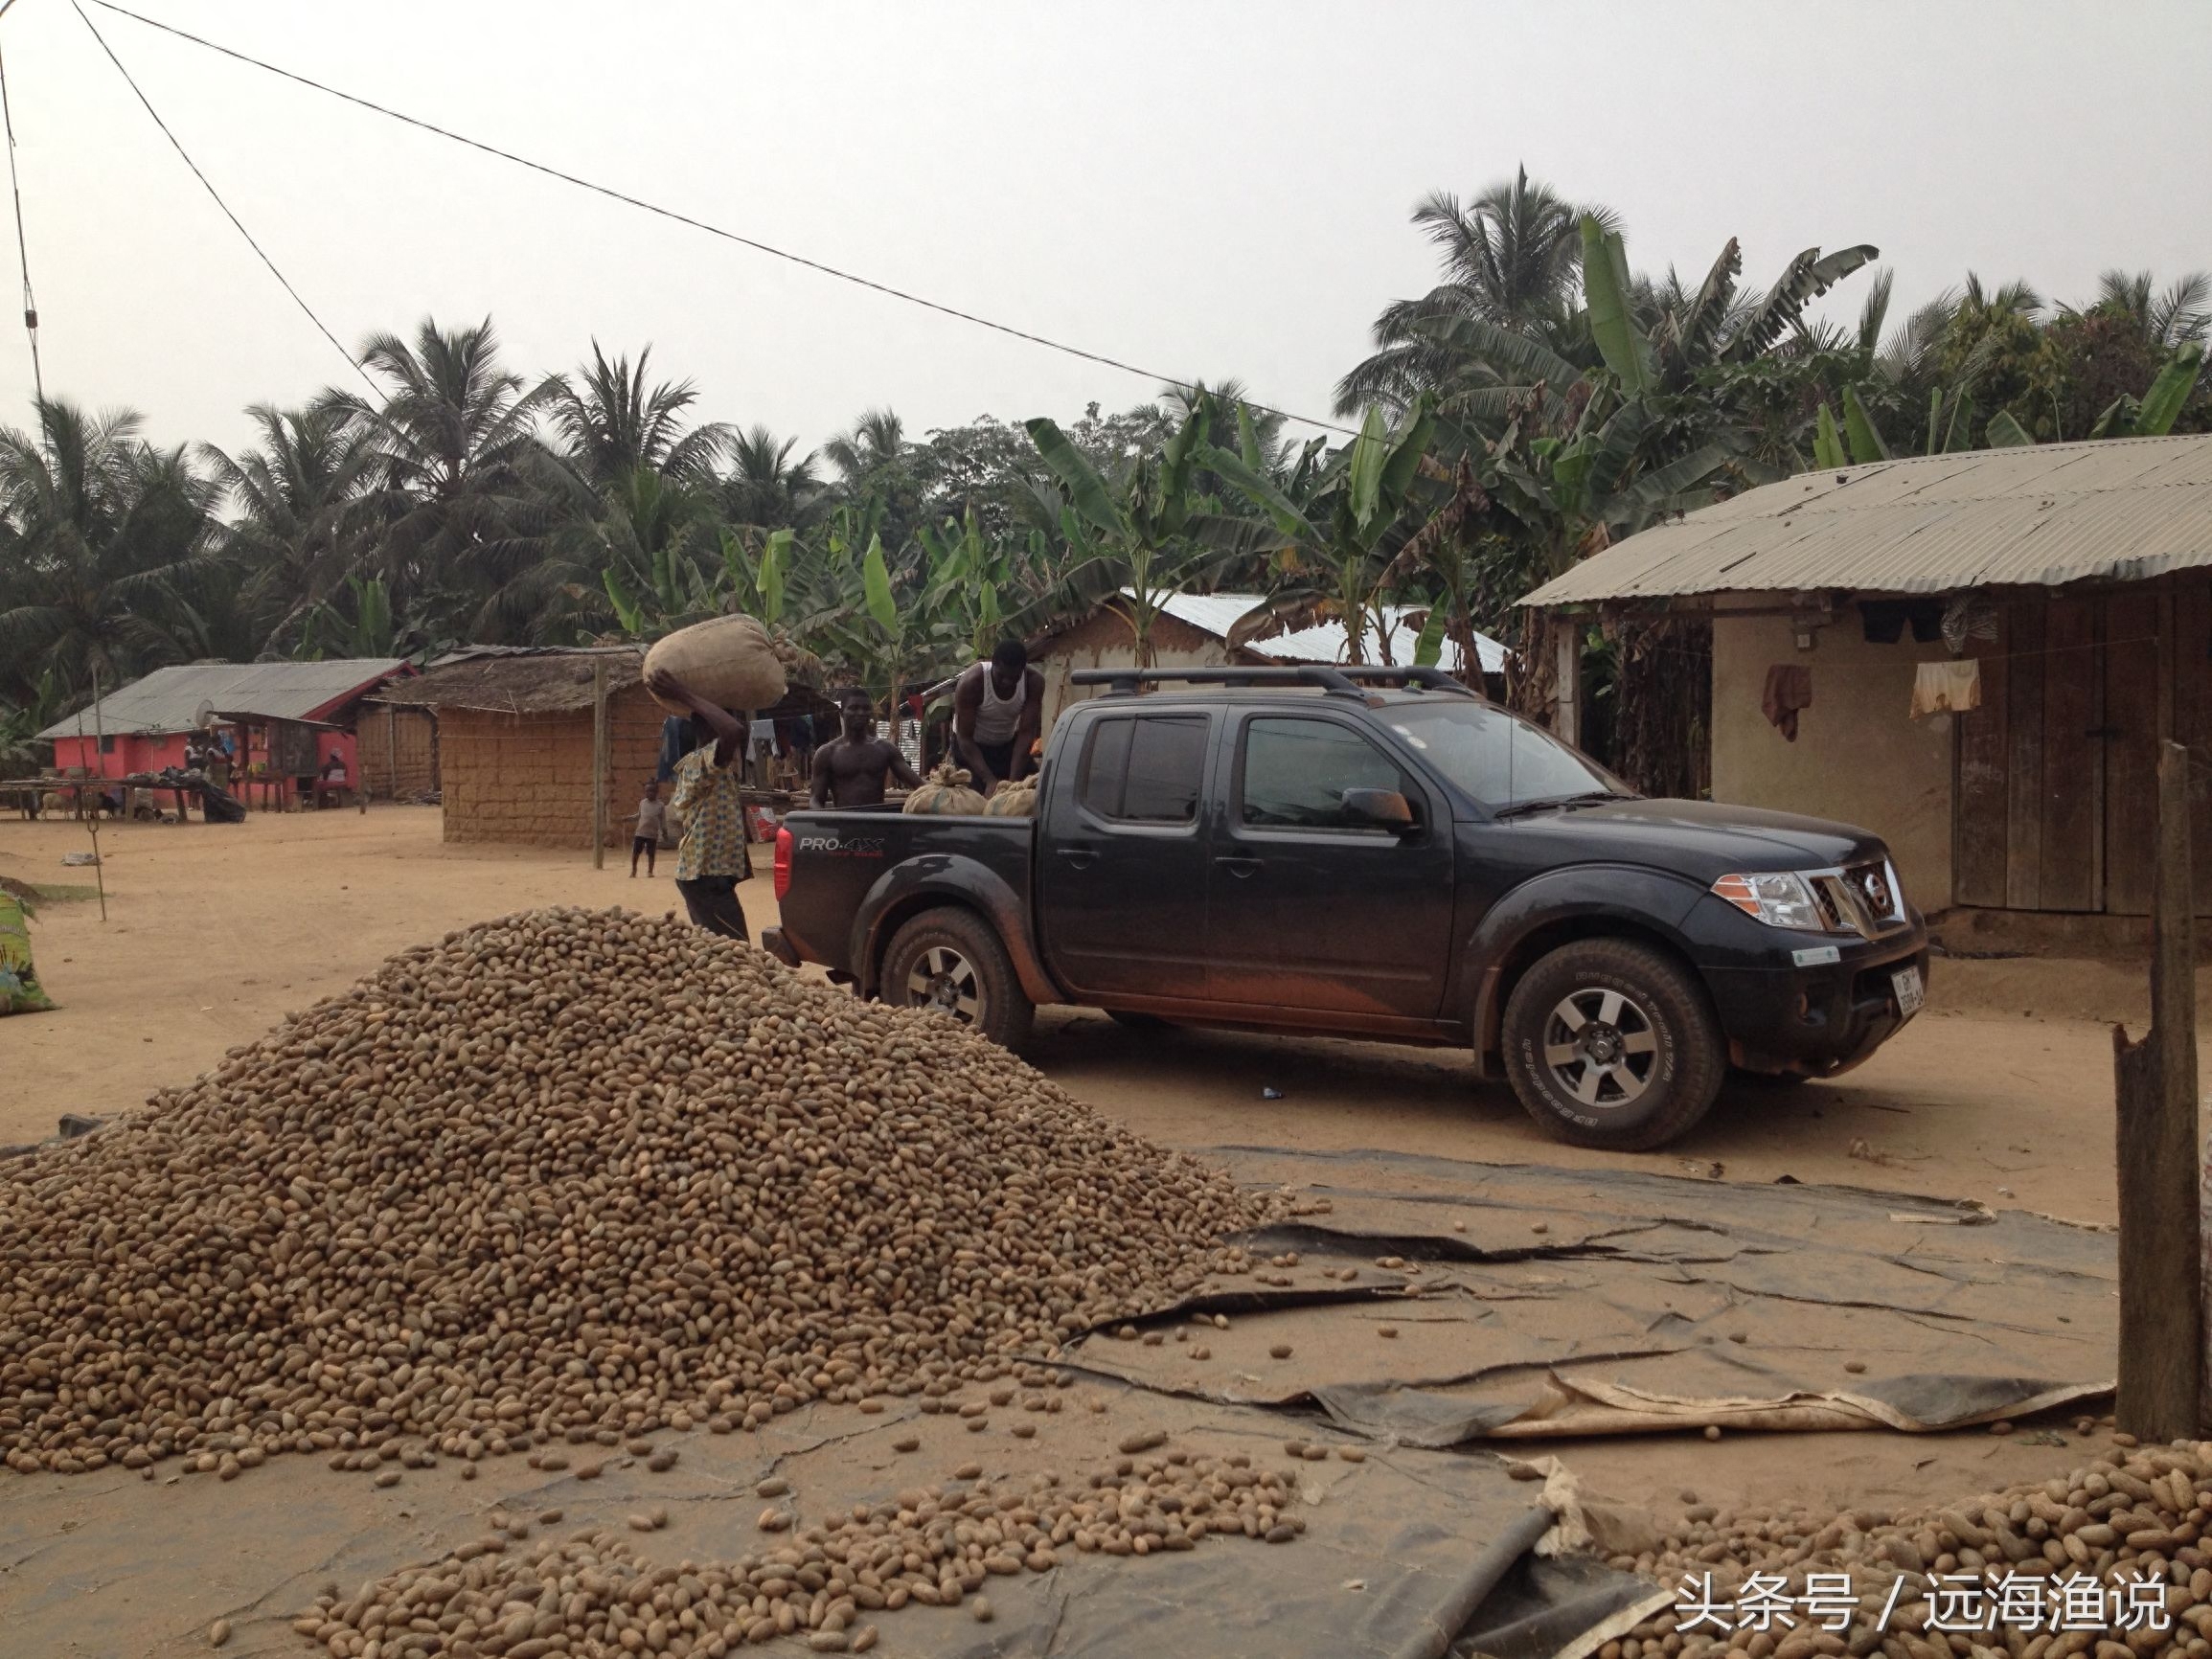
left=952, top=638, right=1043, bottom=793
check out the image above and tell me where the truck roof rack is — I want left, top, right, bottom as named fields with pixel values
left=1070, top=665, right=1477, bottom=699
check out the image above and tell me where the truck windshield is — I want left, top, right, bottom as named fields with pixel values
left=1380, top=701, right=1629, bottom=811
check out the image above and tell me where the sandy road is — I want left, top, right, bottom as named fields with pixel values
left=0, top=804, right=2156, bottom=1224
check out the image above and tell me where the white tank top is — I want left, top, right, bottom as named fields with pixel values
left=972, top=666, right=1027, bottom=744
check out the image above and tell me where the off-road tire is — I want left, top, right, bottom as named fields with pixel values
left=880, top=908, right=1036, bottom=1052
left=1500, top=939, right=1723, bottom=1151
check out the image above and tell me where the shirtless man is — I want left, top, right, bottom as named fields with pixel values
left=810, top=692, right=921, bottom=809
left=950, top=639, right=1042, bottom=794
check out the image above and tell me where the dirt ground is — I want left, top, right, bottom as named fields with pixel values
left=0, top=806, right=2166, bottom=1225
left=0, top=804, right=2165, bottom=1600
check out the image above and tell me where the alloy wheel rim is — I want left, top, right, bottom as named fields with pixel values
left=907, top=945, right=982, bottom=1024
left=1541, top=987, right=1659, bottom=1109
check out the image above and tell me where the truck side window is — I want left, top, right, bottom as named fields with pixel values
left=1078, top=716, right=1206, bottom=824
left=1241, top=717, right=1404, bottom=830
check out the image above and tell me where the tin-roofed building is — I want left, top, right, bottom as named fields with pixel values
left=38, top=659, right=416, bottom=800
left=1521, top=434, right=2212, bottom=920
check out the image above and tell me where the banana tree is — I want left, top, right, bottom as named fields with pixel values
left=715, top=526, right=797, bottom=627
left=1023, top=398, right=1236, bottom=668
left=2091, top=341, right=2206, bottom=438
left=800, top=524, right=956, bottom=745
left=1198, top=398, right=1437, bottom=664
left=917, top=509, right=1010, bottom=661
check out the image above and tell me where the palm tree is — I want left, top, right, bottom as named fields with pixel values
left=199, top=399, right=378, bottom=652
left=0, top=398, right=215, bottom=701
left=1335, top=168, right=1618, bottom=416
left=2090, top=270, right=2212, bottom=349
left=721, top=423, right=826, bottom=532
left=543, top=341, right=728, bottom=487
left=824, top=408, right=907, bottom=486
left=336, top=316, right=560, bottom=643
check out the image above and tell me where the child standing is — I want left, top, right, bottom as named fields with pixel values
left=630, top=781, right=667, bottom=877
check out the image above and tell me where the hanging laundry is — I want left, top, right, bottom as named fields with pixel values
left=1762, top=663, right=1813, bottom=740
left=1910, top=658, right=1982, bottom=718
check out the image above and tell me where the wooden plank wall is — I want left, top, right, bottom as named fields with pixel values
left=1952, top=578, right=2212, bottom=917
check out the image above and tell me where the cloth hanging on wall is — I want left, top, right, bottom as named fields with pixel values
left=1909, top=658, right=1982, bottom=718
left=1762, top=664, right=1813, bottom=740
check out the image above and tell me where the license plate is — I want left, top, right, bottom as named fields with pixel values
left=1891, top=966, right=1925, bottom=1018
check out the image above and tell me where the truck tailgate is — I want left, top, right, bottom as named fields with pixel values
left=775, top=807, right=1035, bottom=980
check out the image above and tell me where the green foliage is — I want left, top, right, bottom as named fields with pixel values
left=6, top=220, right=2210, bottom=766
left=1812, top=404, right=1847, bottom=470
left=1841, top=386, right=1889, bottom=463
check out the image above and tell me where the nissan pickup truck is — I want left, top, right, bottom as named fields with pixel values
left=761, top=666, right=1927, bottom=1151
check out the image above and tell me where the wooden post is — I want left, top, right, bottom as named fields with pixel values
left=590, top=660, right=608, bottom=869
left=83, top=669, right=107, bottom=922
left=1554, top=619, right=1581, bottom=749
left=386, top=707, right=399, bottom=802
left=2115, top=739, right=2200, bottom=1441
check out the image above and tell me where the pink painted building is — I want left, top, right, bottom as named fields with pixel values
left=41, top=659, right=413, bottom=792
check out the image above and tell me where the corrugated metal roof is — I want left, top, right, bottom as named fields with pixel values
left=1520, top=434, right=2212, bottom=606
left=38, top=659, right=407, bottom=740
left=1150, top=591, right=1508, bottom=675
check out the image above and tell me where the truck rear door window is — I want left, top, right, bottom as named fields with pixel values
left=1241, top=717, right=1404, bottom=830
left=1079, top=716, right=1207, bottom=824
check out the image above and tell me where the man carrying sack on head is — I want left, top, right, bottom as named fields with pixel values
left=644, top=667, right=753, bottom=942
left=950, top=638, right=1043, bottom=796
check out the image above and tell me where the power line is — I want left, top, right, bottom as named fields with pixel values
left=0, top=40, right=42, bottom=403
left=70, top=0, right=372, bottom=389
left=81, top=0, right=1357, bottom=437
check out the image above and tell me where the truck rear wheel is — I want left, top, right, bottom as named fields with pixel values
left=1500, top=939, right=1722, bottom=1151
left=880, top=908, right=1035, bottom=1052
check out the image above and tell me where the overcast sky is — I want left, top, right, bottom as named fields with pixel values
left=4, top=0, right=2207, bottom=459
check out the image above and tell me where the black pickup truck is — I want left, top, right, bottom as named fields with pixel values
left=762, top=667, right=1927, bottom=1150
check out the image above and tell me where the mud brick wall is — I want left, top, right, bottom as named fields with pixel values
left=439, top=686, right=663, bottom=849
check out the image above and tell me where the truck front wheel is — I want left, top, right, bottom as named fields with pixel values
left=880, top=908, right=1036, bottom=1052
left=1500, top=939, right=1723, bottom=1151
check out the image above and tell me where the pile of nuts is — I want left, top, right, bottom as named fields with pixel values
left=296, top=1446, right=1301, bottom=1655
left=0, top=909, right=1271, bottom=1477
left=1602, top=1435, right=2212, bottom=1659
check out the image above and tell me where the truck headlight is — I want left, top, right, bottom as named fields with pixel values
left=1712, top=872, right=1826, bottom=932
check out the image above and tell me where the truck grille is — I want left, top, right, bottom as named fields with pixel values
left=1810, top=860, right=1908, bottom=939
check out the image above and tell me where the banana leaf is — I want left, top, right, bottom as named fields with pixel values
left=1812, top=404, right=1847, bottom=470
left=861, top=534, right=898, bottom=633
left=1347, top=406, right=1390, bottom=532
left=1726, top=243, right=1881, bottom=361
left=1412, top=601, right=1448, bottom=669
left=1841, top=386, right=1890, bottom=464
left=1200, top=445, right=1326, bottom=549
left=1985, top=410, right=2035, bottom=448
left=1023, top=418, right=1127, bottom=537
left=1581, top=217, right=1653, bottom=397
left=2134, top=343, right=2205, bottom=438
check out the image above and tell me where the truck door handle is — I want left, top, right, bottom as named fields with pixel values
left=1215, top=855, right=1264, bottom=877
left=1056, top=847, right=1099, bottom=869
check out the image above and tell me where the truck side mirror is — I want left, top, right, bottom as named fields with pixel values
left=1340, top=787, right=1417, bottom=833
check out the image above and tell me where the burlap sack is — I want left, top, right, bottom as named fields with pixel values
left=982, top=776, right=1038, bottom=817
left=901, top=763, right=988, bottom=816
left=644, top=615, right=787, bottom=715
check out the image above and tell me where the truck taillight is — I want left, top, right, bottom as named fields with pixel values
left=773, top=826, right=793, bottom=900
